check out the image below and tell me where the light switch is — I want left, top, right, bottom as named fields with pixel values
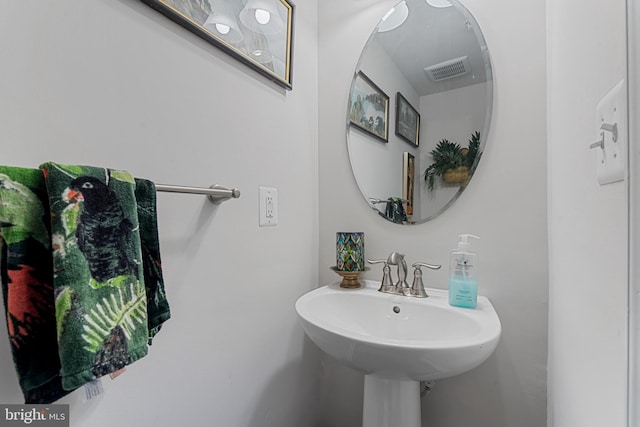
left=591, top=79, right=626, bottom=185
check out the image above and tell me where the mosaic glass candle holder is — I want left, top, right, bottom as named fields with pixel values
left=336, top=232, right=365, bottom=271
left=333, top=232, right=367, bottom=288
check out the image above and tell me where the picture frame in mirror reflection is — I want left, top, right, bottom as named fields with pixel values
left=348, top=71, right=389, bottom=142
left=402, top=152, right=415, bottom=217
left=396, top=92, right=420, bottom=147
left=141, top=0, right=294, bottom=90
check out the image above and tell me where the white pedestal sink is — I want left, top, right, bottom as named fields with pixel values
left=295, top=281, right=501, bottom=427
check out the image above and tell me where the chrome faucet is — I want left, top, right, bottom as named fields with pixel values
left=368, top=252, right=441, bottom=298
left=387, top=251, right=409, bottom=292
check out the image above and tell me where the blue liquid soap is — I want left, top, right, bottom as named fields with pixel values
left=448, top=277, right=478, bottom=309
left=448, top=234, right=480, bottom=309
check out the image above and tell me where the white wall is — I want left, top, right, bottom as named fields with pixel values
left=419, top=82, right=489, bottom=219
left=319, top=0, right=548, bottom=426
left=0, top=1, right=319, bottom=426
left=546, top=0, right=629, bottom=425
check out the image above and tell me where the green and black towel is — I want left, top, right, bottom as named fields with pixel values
left=385, top=197, right=407, bottom=224
left=0, top=166, right=70, bottom=403
left=0, top=162, right=171, bottom=397
left=39, top=162, right=150, bottom=390
left=134, top=178, right=170, bottom=343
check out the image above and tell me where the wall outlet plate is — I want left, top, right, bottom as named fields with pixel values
left=259, top=186, right=278, bottom=227
left=594, top=79, right=626, bottom=185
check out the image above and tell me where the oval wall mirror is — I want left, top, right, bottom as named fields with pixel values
left=347, top=0, right=493, bottom=225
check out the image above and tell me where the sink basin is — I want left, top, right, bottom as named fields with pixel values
left=295, top=280, right=501, bottom=381
left=295, top=280, right=501, bottom=427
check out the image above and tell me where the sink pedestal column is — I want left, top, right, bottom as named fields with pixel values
left=362, top=375, right=421, bottom=427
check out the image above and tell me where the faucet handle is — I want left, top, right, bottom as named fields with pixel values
left=367, top=258, right=394, bottom=292
left=412, top=262, right=441, bottom=270
left=409, top=262, right=442, bottom=298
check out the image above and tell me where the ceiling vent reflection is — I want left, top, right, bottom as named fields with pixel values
left=424, top=56, right=470, bottom=81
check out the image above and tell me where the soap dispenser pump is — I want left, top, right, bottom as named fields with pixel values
left=448, top=234, right=480, bottom=308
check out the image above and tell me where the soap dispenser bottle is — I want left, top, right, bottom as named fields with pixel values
left=448, top=234, right=480, bottom=308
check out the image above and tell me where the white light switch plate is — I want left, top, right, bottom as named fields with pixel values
left=594, top=80, right=626, bottom=185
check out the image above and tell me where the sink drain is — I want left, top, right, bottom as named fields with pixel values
left=392, top=306, right=401, bottom=314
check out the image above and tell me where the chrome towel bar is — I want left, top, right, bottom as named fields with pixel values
left=155, top=184, right=241, bottom=204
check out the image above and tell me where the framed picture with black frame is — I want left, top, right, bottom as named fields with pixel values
left=348, top=71, right=390, bottom=142
left=141, top=0, right=294, bottom=90
left=395, top=92, right=420, bottom=147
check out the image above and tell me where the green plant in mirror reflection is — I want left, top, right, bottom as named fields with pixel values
left=424, top=131, right=481, bottom=191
